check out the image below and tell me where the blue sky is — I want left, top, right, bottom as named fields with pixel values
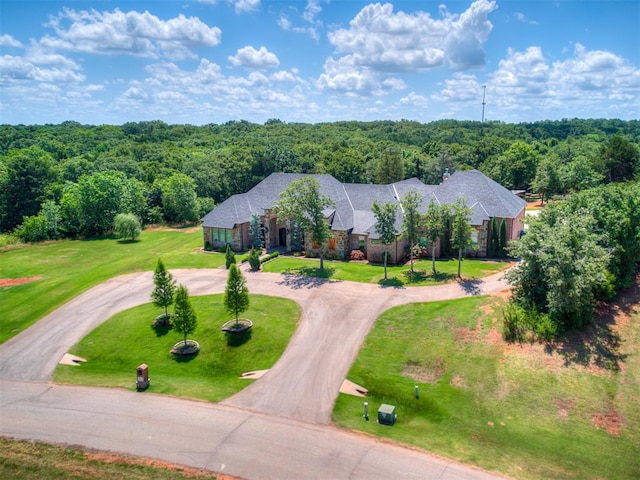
left=1, top=0, right=638, bottom=125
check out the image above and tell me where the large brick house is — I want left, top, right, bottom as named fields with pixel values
left=201, top=169, right=526, bottom=263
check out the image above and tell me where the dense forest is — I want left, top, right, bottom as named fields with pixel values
left=0, top=118, right=638, bottom=241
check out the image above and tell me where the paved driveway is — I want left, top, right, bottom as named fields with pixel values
left=0, top=268, right=509, bottom=479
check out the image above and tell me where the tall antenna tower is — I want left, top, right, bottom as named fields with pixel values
left=481, top=85, right=486, bottom=123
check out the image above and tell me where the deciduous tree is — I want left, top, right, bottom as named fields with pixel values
left=507, top=209, right=610, bottom=331
left=161, top=173, right=199, bottom=224
left=114, top=213, right=142, bottom=241
left=400, top=190, right=422, bottom=274
left=423, top=199, right=448, bottom=274
left=451, top=198, right=473, bottom=278
left=371, top=200, right=397, bottom=280
left=275, top=177, right=335, bottom=270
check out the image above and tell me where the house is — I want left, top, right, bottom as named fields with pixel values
left=201, top=170, right=526, bottom=263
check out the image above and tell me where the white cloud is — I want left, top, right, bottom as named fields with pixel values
left=486, top=43, right=640, bottom=115
left=0, top=54, right=85, bottom=84
left=316, top=57, right=404, bottom=95
left=229, top=46, right=280, bottom=69
left=399, top=91, right=429, bottom=107
left=303, top=0, right=323, bottom=24
left=514, top=12, right=538, bottom=25
left=327, top=0, right=496, bottom=73
left=231, top=0, right=260, bottom=14
left=110, top=58, right=309, bottom=122
left=0, top=34, right=22, bottom=48
left=277, top=0, right=323, bottom=40
left=433, top=72, right=482, bottom=103
left=277, top=15, right=292, bottom=30
left=44, top=8, right=222, bottom=60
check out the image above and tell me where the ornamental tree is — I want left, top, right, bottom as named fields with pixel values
left=423, top=199, right=448, bottom=274
left=224, top=264, right=249, bottom=327
left=249, top=213, right=263, bottom=250
left=400, top=189, right=422, bottom=274
left=151, top=258, right=176, bottom=319
left=173, top=284, right=197, bottom=348
left=450, top=198, right=473, bottom=279
left=371, top=200, right=397, bottom=280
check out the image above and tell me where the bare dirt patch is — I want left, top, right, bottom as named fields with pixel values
left=84, top=451, right=237, bottom=479
left=0, top=276, right=42, bottom=288
left=450, top=374, right=466, bottom=388
left=592, top=409, right=623, bottom=436
left=403, top=358, right=446, bottom=383
left=555, top=398, right=575, bottom=419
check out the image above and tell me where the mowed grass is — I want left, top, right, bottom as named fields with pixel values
left=54, top=294, right=299, bottom=402
left=332, top=295, right=640, bottom=480
left=263, top=256, right=510, bottom=286
left=0, top=437, right=221, bottom=480
left=0, top=228, right=225, bottom=344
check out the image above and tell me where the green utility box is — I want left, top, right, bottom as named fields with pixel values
left=377, top=403, right=397, bottom=425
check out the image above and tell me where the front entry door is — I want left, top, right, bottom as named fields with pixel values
left=278, top=227, right=287, bottom=247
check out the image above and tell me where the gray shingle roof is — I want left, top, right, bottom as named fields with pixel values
left=433, top=169, right=527, bottom=221
left=201, top=170, right=526, bottom=232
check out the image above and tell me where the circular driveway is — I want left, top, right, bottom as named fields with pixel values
left=0, top=268, right=509, bottom=479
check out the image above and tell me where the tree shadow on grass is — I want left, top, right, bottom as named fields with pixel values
left=172, top=348, right=199, bottom=363
left=545, top=323, right=627, bottom=372
left=277, top=267, right=337, bottom=289
left=151, top=322, right=172, bottom=337
left=379, top=277, right=405, bottom=289
left=403, top=269, right=426, bottom=283
left=116, top=239, right=140, bottom=244
left=544, top=280, right=639, bottom=372
left=226, top=329, right=252, bottom=347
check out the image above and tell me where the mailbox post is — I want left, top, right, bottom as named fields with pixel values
left=136, top=364, right=149, bottom=390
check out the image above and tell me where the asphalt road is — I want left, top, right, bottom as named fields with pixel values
left=0, top=267, right=509, bottom=479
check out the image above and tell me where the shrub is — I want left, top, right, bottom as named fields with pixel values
left=225, top=244, right=236, bottom=269
left=114, top=213, right=142, bottom=241
left=503, top=302, right=558, bottom=343
left=248, top=248, right=261, bottom=270
left=260, top=251, right=279, bottom=264
left=350, top=249, right=365, bottom=261
left=502, top=302, right=529, bottom=343
left=204, top=241, right=213, bottom=251
left=16, top=215, right=48, bottom=243
left=533, top=313, right=558, bottom=342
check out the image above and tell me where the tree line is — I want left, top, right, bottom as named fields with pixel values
left=0, top=118, right=638, bottom=242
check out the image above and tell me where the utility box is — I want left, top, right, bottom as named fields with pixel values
left=136, top=364, right=149, bottom=390
left=377, top=403, right=397, bottom=425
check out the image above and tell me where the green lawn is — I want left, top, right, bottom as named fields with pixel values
left=0, top=228, right=224, bottom=344
left=332, top=296, right=640, bottom=480
left=54, top=294, right=300, bottom=402
left=263, top=256, right=511, bottom=286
